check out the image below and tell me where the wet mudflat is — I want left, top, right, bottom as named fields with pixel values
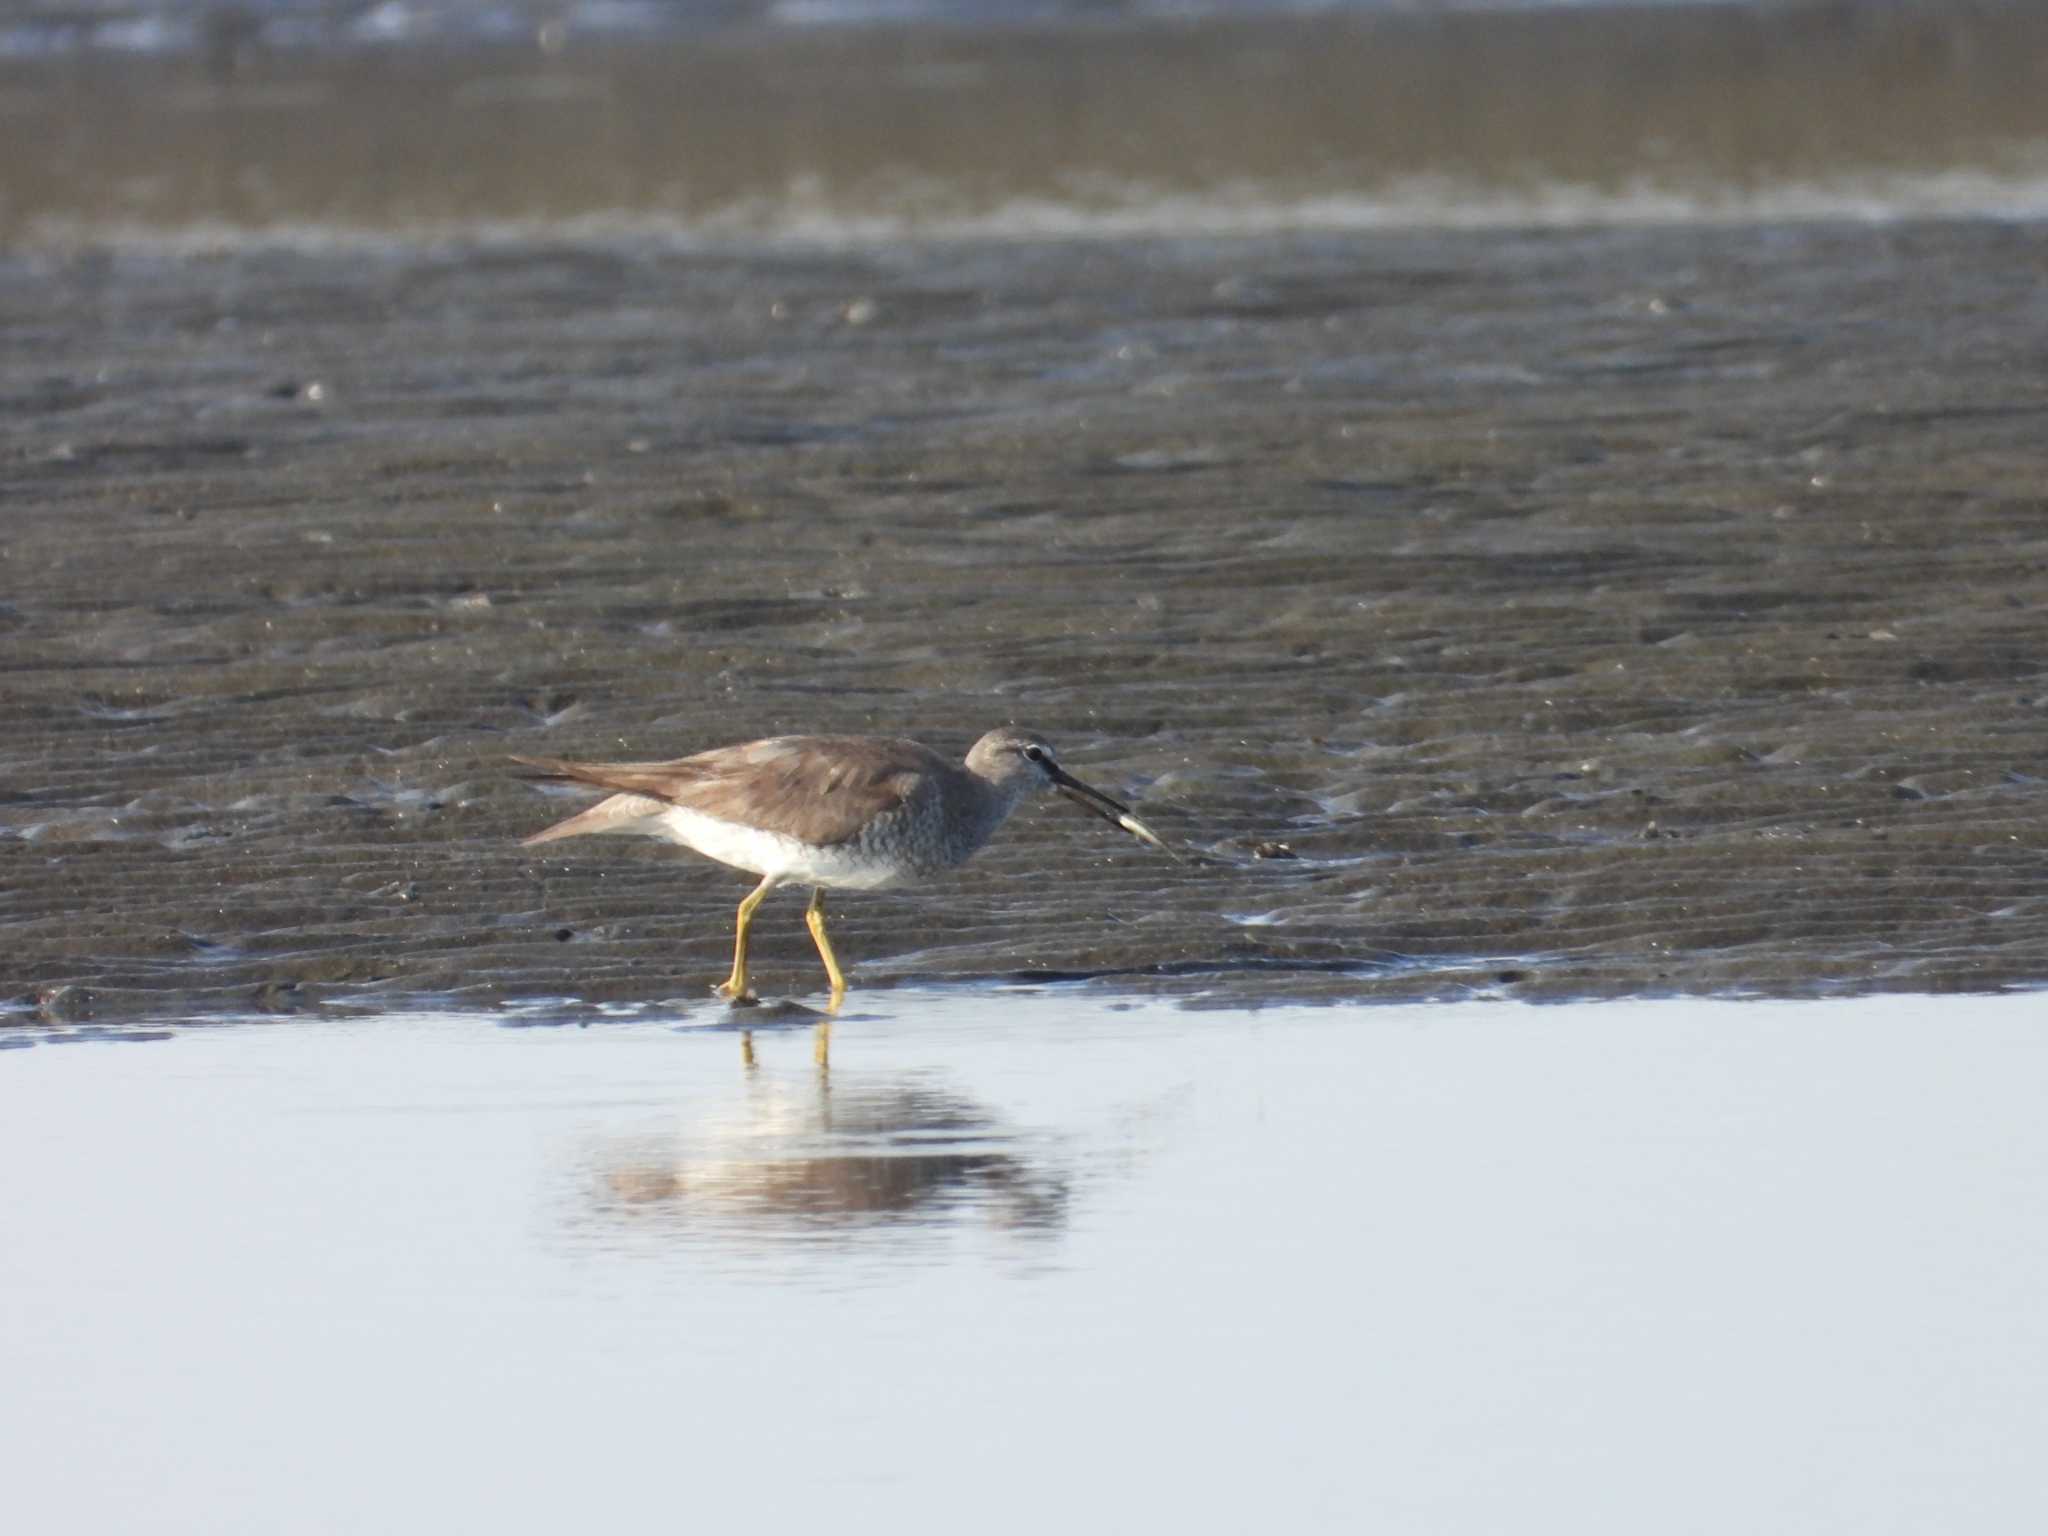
left=5, top=992, right=2048, bottom=1529
left=5, top=217, right=2048, bottom=1017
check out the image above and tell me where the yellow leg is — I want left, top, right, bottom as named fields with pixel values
left=805, top=887, right=848, bottom=1010
left=717, top=876, right=775, bottom=1003
left=812, top=1021, right=831, bottom=1069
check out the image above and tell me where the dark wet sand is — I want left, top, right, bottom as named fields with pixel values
left=5, top=217, right=2048, bottom=1018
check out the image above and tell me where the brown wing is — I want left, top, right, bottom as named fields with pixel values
left=513, top=735, right=941, bottom=847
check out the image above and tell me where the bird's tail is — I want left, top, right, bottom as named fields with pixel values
left=512, top=756, right=668, bottom=845
left=510, top=754, right=598, bottom=786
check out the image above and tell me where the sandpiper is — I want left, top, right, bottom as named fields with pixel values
left=516, top=727, right=1171, bottom=1008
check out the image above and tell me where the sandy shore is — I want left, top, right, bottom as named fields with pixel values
left=5, top=216, right=2047, bottom=1019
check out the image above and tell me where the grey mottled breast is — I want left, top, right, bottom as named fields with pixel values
left=840, top=766, right=1007, bottom=880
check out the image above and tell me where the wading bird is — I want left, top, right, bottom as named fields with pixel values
left=517, top=727, right=1171, bottom=1009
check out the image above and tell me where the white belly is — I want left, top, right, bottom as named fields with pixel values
left=642, top=805, right=907, bottom=890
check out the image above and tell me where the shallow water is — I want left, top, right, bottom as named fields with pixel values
left=5, top=991, right=2048, bottom=1529
left=7, top=4, right=2048, bottom=238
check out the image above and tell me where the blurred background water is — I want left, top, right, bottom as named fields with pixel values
left=0, top=0, right=1866, bottom=55
left=4, top=0, right=2046, bottom=240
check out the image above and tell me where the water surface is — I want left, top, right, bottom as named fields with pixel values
left=6, top=991, right=2047, bottom=1529
left=7, top=3, right=2047, bottom=239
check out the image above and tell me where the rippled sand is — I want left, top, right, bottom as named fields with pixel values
left=6, top=219, right=2048, bottom=1017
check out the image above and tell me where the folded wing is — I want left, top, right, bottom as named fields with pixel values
left=514, top=735, right=938, bottom=848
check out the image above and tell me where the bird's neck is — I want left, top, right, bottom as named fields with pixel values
left=961, top=771, right=1032, bottom=846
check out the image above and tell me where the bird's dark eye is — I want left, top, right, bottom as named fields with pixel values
left=1022, top=744, right=1046, bottom=763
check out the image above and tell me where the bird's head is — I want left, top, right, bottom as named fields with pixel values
left=966, top=727, right=1174, bottom=857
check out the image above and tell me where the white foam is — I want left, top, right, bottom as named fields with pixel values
left=22, top=163, right=2048, bottom=253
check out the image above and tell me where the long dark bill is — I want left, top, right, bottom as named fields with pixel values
left=1049, top=765, right=1176, bottom=859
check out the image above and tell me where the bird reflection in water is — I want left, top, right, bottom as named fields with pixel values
left=583, top=1057, right=1069, bottom=1245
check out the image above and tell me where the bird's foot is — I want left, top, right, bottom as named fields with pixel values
left=714, top=979, right=760, bottom=1007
